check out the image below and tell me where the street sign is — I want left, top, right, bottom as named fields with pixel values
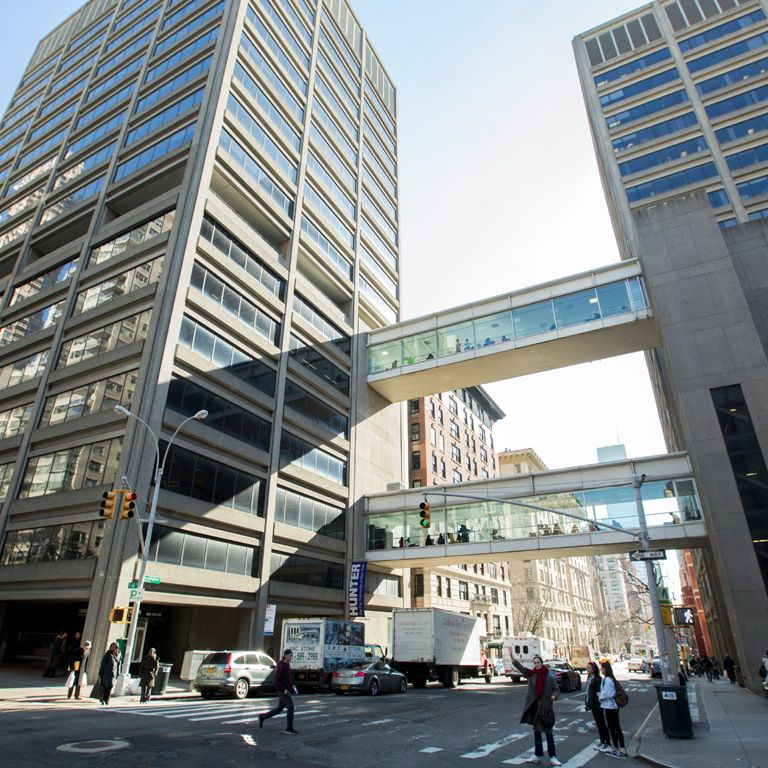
left=145, top=576, right=161, bottom=585
left=629, top=549, right=666, bottom=561
left=130, top=588, right=145, bottom=601
left=128, top=580, right=138, bottom=589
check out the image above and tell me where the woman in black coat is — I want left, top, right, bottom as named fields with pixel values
left=98, top=642, right=121, bottom=705
left=510, top=653, right=561, bottom=766
left=584, top=661, right=611, bottom=752
left=139, top=648, right=159, bottom=703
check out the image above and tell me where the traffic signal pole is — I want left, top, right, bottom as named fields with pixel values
left=633, top=474, right=675, bottom=686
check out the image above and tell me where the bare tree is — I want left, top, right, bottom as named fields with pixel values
left=510, top=598, right=549, bottom=635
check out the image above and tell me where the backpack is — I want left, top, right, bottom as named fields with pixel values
left=759, top=663, right=767, bottom=680
left=614, top=679, right=629, bottom=708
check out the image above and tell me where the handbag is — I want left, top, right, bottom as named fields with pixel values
left=89, top=680, right=103, bottom=699
left=65, top=671, right=75, bottom=688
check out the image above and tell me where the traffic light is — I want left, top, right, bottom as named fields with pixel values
left=419, top=501, right=431, bottom=528
left=121, top=491, right=137, bottom=519
left=100, top=490, right=118, bottom=519
left=109, top=606, right=133, bottom=623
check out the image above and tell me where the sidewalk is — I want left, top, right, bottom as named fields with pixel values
left=631, top=677, right=768, bottom=768
left=0, top=663, right=198, bottom=705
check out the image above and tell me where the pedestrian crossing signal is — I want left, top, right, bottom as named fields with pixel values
left=121, top=491, right=137, bottom=519
left=109, top=606, right=133, bottom=623
left=100, top=490, right=118, bottom=519
left=419, top=501, right=431, bottom=528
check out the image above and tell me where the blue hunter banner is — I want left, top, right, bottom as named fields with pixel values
left=348, top=561, right=367, bottom=617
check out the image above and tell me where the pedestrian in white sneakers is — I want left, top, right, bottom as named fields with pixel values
left=510, top=652, right=562, bottom=766
left=599, top=661, right=628, bottom=758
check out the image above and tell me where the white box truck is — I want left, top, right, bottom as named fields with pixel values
left=502, top=635, right=556, bottom=682
left=280, top=618, right=366, bottom=686
left=391, top=608, right=489, bottom=688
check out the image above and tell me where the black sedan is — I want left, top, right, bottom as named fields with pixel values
left=330, top=660, right=407, bottom=696
left=548, top=661, right=582, bottom=692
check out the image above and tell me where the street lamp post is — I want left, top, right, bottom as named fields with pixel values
left=633, top=474, right=675, bottom=686
left=114, top=405, right=207, bottom=695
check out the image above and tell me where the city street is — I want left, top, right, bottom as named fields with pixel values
left=0, top=671, right=658, bottom=767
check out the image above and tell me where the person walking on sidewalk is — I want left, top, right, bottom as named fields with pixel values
left=599, top=661, right=628, bottom=759
left=98, top=642, right=121, bottom=705
left=139, top=648, right=159, bottom=703
left=259, top=649, right=299, bottom=735
left=65, top=640, right=91, bottom=700
left=510, top=652, right=562, bottom=766
left=585, top=661, right=611, bottom=752
left=723, top=654, right=736, bottom=684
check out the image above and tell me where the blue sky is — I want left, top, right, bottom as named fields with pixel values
left=0, top=0, right=665, bottom=469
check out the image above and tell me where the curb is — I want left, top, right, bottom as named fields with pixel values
left=628, top=703, right=683, bottom=768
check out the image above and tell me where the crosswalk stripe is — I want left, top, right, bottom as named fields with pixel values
left=460, top=732, right=527, bottom=759
left=220, top=709, right=324, bottom=725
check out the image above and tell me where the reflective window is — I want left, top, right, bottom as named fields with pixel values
left=39, top=79, right=86, bottom=118
left=618, top=136, right=708, bottom=177
left=246, top=7, right=307, bottom=94
left=626, top=162, right=718, bottom=202
left=95, top=29, right=154, bottom=78
left=362, top=192, right=396, bottom=245
left=593, top=48, right=671, bottom=87
left=280, top=430, right=347, bottom=485
left=114, top=0, right=157, bottom=32
left=600, top=68, right=679, bottom=107
left=606, top=90, right=688, bottom=129
left=137, top=55, right=211, bottom=114
left=18, top=437, right=122, bottom=497
left=256, top=0, right=310, bottom=69
left=313, top=101, right=357, bottom=166
left=166, top=375, right=271, bottom=451
left=40, top=370, right=138, bottom=427
left=303, top=182, right=354, bottom=248
left=0, top=403, right=32, bottom=440
left=274, top=486, right=345, bottom=539
left=363, top=143, right=396, bottom=197
left=199, top=215, right=284, bottom=298
left=0, top=300, right=64, bottom=347
left=91, top=210, right=174, bottom=265
left=104, top=7, right=160, bottom=53
left=160, top=441, right=263, bottom=517
left=17, top=129, right=68, bottom=168
left=74, top=256, right=164, bottom=314
left=226, top=94, right=297, bottom=182
left=1, top=520, right=103, bottom=565
left=361, top=217, right=397, bottom=271
left=0, top=217, right=32, bottom=249
left=10, top=258, right=78, bottom=305
left=613, top=112, right=699, bottom=153
left=292, top=293, right=350, bottom=351
left=687, top=31, right=768, bottom=74
left=319, top=27, right=359, bottom=97
left=58, top=309, right=152, bottom=367
left=0, top=350, right=48, bottom=389
left=707, top=83, right=768, bottom=119
left=190, top=262, right=281, bottom=345
left=696, top=56, right=768, bottom=95
left=737, top=174, right=768, bottom=200
left=270, top=551, right=344, bottom=590
left=715, top=112, right=768, bottom=144
left=126, top=88, right=204, bottom=146
left=76, top=83, right=135, bottom=129
left=360, top=276, right=397, bottom=324
left=0, top=186, right=44, bottom=227
left=178, top=315, right=277, bottom=396
left=726, top=143, right=768, bottom=171
left=310, top=124, right=355, bottom=191
left=318, top=49, right=358, bottom=116
left=707, top=188, right=730, bottom=208
left=65, top=111, right=127, bottom=160
left=315, top=74, right=357, bottom=139
left=364, top=123, right=395, bottom=175
left=27, top=103, right=77, bottom=143
left=53, top=142, right=116, bottom=190
left=360, top=244, right=397, bottom=298
left=40, top=176, right=104, bottom=224
left=284, top=379, right=348, bottom=437
left=288, top=334, right=350, bottom=394
left=144, top=27, right=219, bottom=83
left=679, top=10, right=766, bottom=52
left=87, top=57, right=144, bottom=103
left=307, top=152, right=355, bottom=218
left=155, top=0, right=225, bottom=56
left=219, top=129, right=293, bottom=217
left=114, top=122, right=197, bottom=181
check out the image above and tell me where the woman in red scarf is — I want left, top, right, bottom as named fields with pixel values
left=510, top=653, right=561, bottom=766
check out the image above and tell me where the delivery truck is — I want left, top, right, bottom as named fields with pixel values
left=280, top=618, right=366, bottom=686
left=391, top=607, right=489, bottom=688
left=569, top=644, right=596, bottom=672
left=502, top=635, right=556, bottom=682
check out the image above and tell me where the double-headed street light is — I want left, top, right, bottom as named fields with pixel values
left=113, top=404, right=207, bottom=694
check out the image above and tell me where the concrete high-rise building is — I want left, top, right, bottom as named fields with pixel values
left=0, top=0, right=405, bottom=668
left=406, top=388, right=513, bottom=648
left=574, top=1, right=768, bottom=682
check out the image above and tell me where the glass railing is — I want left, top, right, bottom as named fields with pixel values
left=368, top=276, right=648, bottom=374
left=366, top=477, right=702, bottom=551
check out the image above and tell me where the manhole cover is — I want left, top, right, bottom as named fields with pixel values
left=57, top=739, right=130, bottom=753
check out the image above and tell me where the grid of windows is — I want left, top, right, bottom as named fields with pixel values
left=148, top=525, right=255, bottom=575
left=284, top=379, right=348, bottom=437
left=114, top=122, right=197, bottom=181
left=0, top=350, right=49, bottom=389
left=270, top=551, right=344, bottom=590
left=0, top=403, right=32, bottom=440
left=0, top=301, right=64, bottom=348
left=90, top=210, right=175, bottom=265
left=1, top=520, right=103, bottom=565
left=280, top=430, right=347, bottom=485
left=74, top=256, right=164, bottom=315
left=274, top=486, right=345, bottom=539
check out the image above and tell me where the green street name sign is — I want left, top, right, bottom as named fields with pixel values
left=128, top=580, right=138, bottom=589
left=145, top=576, right=161, bottom=585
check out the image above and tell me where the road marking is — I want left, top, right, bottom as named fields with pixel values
left=502, top=739, right=594, bottom=766
left=460, top=732, right=527, bottom=758
left=240, top=734, right=256, bottom=747
left=363, top=718, right=395, bottom=725
left=420, top=747, right=443, bottom=753
left=220, top=709, right=322, bottom=725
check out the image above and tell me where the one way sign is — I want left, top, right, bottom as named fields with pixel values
left=629, top=549, right=666, bottom=561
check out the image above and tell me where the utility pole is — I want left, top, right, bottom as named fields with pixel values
left=633, top=474, right=675, bottom=685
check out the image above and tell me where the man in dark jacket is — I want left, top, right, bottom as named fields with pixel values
left=259, top=649, right=298, bottom=734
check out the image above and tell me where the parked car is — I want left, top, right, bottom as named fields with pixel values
left=548, top=660, right=582, bottom=692
left=331, top=659, right=407, bottom=696
left=650, top=658, right=662, bottom=678
left=627, top=658, right=649, bottom=673
left=194, top=650, right=276, bottom=699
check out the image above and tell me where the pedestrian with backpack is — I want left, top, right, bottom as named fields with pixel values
left=585, top=661, right=611, bottom=752
left=599, top=661, right=628, bottom=758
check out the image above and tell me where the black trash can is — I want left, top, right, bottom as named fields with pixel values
left=656, top=684, right=693, bottom=738
left=152, top=663, right=173, bottom=696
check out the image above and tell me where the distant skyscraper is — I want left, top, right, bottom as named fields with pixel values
left=0, top=0, right=404, bottom=665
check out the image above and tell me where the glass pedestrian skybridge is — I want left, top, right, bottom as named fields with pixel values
left=364, top=453, right=708, bottom=567
left=367, top=259, right=661, bottom=402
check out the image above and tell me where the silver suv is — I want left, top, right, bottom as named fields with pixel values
left=195, top=650, right=277, bottom=699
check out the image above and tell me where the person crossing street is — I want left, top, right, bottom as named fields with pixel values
left=259, top=649, right=299, bottom=735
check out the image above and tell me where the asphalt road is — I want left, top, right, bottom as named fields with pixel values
left=0, top=671, right=659, bottom=768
